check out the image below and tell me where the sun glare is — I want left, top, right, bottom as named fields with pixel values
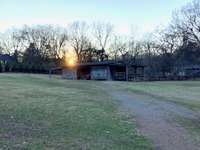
left=65, top=53, right=77, bottom=67
left=67, top=58, right=76, bottom=67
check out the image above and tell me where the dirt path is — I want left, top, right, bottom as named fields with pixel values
left=103, top=83, right=200, bottom=150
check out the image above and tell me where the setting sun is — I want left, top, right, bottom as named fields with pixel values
left=65, top=53, right=77, bottom=67
left=67, top=58, right=76, bottom=67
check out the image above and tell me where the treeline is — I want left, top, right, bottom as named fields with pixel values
left=0, top=0, right=200, bottom=77
left=0, top=25, right=68, bottom=73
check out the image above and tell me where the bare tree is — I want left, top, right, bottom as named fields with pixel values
left=68, top=21, right=90, bottom=62
left=18, top=25, right=68, bottom=59
left=45, top=26, right=68, bottom=59
left=93, top=22, right=113, bottom=50
left=172, top=0, right=200, bottom=45
left=126, top=36, right=143, bottom=64
left=110, top=34, right=143, bottom=64
left=154, top=28, right=181, bottom=55
left=0, top=29, right=24, bottom=54
left=110, top=35, right=127, bottom=61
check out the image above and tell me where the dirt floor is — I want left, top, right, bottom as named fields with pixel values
left=104, top=82, right=200, bottom=150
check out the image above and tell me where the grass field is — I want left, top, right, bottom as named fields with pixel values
left=1, top=74, right=200, bottom=150
left=0, top=74, right=152, bottom=150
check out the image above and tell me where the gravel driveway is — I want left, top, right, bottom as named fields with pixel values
left=104, top=83, right=200, bottom=150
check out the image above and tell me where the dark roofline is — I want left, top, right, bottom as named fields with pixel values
left=78, top=61, right=145, bottom=67
left=60, top=61, right=145, bottom=69
left=0, top=54, right=14, bottom=61
left=51, top=61, right=145, bottom=71
left=78, top=61, right=117, bottom=66
left=184, top=65, right=200, bottom=69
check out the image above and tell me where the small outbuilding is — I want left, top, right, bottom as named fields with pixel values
left=182, top=65, right=200, bottom=78
left=0, top=54, right=14, bottom=72
left=62, top=61, right=145, bottom=81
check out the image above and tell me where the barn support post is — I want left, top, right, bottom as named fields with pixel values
left=48, top=69, right=52, bottom=79
left=134, top=66, right=137, bottom=81
left=2, top=61, right=5, bottom=72
left=73, top=68, right=77, bottom=80
left=142, top=67, right=145, bottom=80
left=107, top=66, right=112, bottom=80
left=126, top=65, right=129, bottom=81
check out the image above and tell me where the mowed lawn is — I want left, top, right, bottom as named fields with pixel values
left=0, top=74, right=152, bottom=150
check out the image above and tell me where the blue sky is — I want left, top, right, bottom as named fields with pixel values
left=0, top=0, right=192, bottom=35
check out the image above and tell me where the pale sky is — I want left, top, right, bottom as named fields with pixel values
left=0, top=0, right=192, bottom=35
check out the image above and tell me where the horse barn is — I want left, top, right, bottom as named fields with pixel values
left=61, top=61, right=145, bottom=81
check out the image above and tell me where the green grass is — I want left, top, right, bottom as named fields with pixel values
left=110, top=81, right=200, bottom=111
left=0, top=74, right=152, bottom=150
